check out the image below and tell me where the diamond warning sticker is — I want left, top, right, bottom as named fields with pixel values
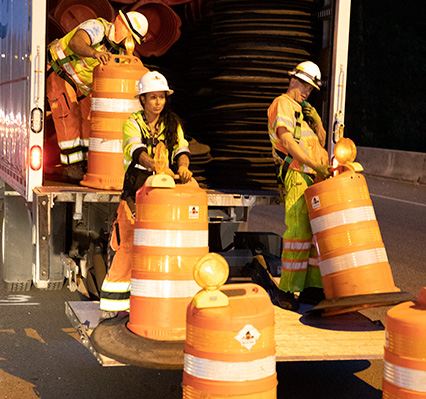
left=188, top=206, right=199, bottom=219
left=311, top=195, right=321, bottom=209
left=234, top=324, right=260, bottom=350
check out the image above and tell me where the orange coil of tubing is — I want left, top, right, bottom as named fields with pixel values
left=127, top=180, right=209, bottom=340
left=183, top=284, right=277, bottom=399
left=304, top=170, right=399, bottom=299
left=383, top=287, right=426, bottom=398
left=80, top=56, right=149, bottom=190
left=129, top=0, right=182, bottom=57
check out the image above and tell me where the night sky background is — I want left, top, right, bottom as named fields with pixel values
left=345, top=0, right=426, bottom=152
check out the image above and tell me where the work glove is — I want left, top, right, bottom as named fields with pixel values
left=178, top=166, right=193, bottom=184
left=302, top=103, right=321, bottom=127
left=313, top=164, right=331, bottom=180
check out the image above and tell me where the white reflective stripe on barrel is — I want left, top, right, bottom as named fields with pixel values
left=320, top=247, right=388, bottom=276
left=310, top=206, right=376, bottom=234
left=91, top=97, right=140, bottom=113
left=184, top=354, right=276, bottom=382
left=89, top=137, right=123, bottom=153
left=134, top=229, right=208, bottom=248
left=131, top=278, right=200, bottom=298
left=384, top=360, right=426, bottom=392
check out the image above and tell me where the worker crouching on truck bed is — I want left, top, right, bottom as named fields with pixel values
left=46, top=11, right=149, bottom=183
left=267, top=61, right=331, bottom=311
left=99, top=71, right=193, bottom=319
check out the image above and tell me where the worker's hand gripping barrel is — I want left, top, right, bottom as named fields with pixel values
left=81, top=55, right=149, bottom=190
left=183, top=254, right=277, bottom=398
left=383, top=287, right=426, bottom=398
left=304, top=169, right=399, bottom=304
left=127, top=179, right=209, bottom=340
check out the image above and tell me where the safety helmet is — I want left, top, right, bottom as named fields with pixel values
left=289, top=61, right=322, bottom=90
left=135, top=71, right=174, bottom=97
left=110, top=11, right=148, bottom=45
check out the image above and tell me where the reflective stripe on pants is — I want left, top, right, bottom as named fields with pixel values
left=100, top=201, right=134, bottom=311
left=279, top=169, right=322, bottom=293
left=46, top=67, right=91, bottom=166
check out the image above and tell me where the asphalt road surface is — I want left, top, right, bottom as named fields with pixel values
left=1, top=175, right=425, bottom=399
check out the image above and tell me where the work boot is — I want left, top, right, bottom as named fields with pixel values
left=62, top=162, right=85, bottom=184
left=298, top=287, right=326, bottom=305
left=273, top=290, right=300, bottom=311
left=99, top=310, right=118, bottom=321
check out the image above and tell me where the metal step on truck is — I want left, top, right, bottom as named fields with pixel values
left=0, top=0, right=349, bottom=298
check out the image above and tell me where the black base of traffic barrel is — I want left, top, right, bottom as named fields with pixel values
left=310, top=291, right=416, bottom=316
left=90, top=315, right=185, bottom=369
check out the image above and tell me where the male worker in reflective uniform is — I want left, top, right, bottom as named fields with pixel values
left=268, top=61, right=331, bottom=311
left=99, top=71, right=192, bottom=319
left=46, top=11, right=149, bottom=183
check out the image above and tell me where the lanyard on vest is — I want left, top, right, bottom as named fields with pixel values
left=275, top=111, right=303, bottom=184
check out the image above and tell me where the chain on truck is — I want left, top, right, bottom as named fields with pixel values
left=0, top=0, right=350, bottom=294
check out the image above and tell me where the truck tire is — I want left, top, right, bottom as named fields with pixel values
left=1, top=194, right=32, bottom=291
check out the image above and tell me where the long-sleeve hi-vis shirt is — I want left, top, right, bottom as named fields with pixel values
left=123, top=110, right=190, bottom=173
left=268, top=94, right=328, bottom=175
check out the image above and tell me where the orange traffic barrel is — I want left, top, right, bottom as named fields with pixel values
left=383, top=287, right=426, bottom=398
left=53, top=0, right=115, bottom=32
left=129, top=0, right=182, bottom=57
left=183, top=282, right=277, bottom=398
left=80, top=55, right=148, bottom=190
left=304, top=169, right=401, bottom=315
left=127, top=178, right=209, bottom=340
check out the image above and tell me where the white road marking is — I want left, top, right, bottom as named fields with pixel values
left=370, top=193, right=426, bottom=208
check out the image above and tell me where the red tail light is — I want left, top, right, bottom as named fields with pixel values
left=30, top=145, right=42, bottom=171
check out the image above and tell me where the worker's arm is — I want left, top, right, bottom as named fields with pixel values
left=138, top=150, right=176, bottom=179
left=177, top=154, right=193, bottom=184
left=277, top=127, right=330, bottom=179
left=68, top=29, right=111, bottom=65
left=302, top=104, right=327, bottom=147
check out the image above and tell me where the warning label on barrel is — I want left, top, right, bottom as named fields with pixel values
left=235, top=325, right=260, bottom=350
left=311, top=195, right=321, bottom=209
left=189, top=206, right=199, bottom=219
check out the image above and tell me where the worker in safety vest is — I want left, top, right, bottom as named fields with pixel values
left=46, top=11, right=149, bottom=183
left=99, top=71, right=193, bottom=318
left=267, top=61, right=331, bottom=311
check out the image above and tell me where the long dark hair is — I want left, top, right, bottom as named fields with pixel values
left=139, top=95, right=183, bottom=151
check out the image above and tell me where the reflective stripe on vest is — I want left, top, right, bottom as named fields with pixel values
left=184, top=353, right=276, bottom=382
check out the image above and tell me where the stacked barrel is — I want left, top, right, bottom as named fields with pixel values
left=81, top=56, right=148, bottom=190
left=304, top=169, right=401, bottom=314
left=183, top=283, right=277, bottom=398
left=383, top=287, right=426, bottom=398
left=128, top=179, right=209, bottom=340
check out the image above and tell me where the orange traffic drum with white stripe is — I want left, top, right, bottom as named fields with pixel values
left=81, top=55, right=148, bottom=190
left=304, top=170, right=399, bottom=299
left=383, top=287, right=426, bottom=398
left=127, top=179, right=209, bottom=340
left=183, top=283, right=277, bottom=398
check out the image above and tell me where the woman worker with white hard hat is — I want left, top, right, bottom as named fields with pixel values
left=99, top=71, right=193, bottom=317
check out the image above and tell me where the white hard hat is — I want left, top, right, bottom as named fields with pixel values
left=289, top=61, right=322, bottom=90
left=119, top=10, right=148, bottom=45
left=135, top=71, right=174, bottom=97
